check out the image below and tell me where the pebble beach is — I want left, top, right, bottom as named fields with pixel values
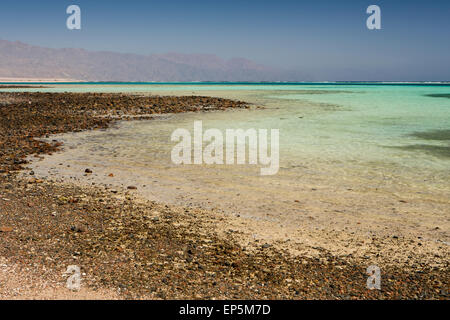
left=0, top=91, right=448, bottom=300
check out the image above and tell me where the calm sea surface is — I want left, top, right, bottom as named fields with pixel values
left=3, top=83, right=449, bottom=227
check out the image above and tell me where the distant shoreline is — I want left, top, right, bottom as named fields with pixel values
left=0, top=78, right=80, bottom=83
left=0, top=80, right=449, bottom=86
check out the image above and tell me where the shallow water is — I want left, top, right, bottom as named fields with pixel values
left=7, top=84, right=449, bottom=168
left=17, top=84, right=450, bottom=238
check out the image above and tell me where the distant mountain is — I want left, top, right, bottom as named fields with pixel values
left=0, top=40, right=303, bottom=82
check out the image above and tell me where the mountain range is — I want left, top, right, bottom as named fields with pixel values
left=0, top=40, right=303, bottom=82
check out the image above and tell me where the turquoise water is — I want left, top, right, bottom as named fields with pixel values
left=2, top=83, right=449, bottom=169
left=17, top=83, right=449, bottom=234
left=273, top=85, right=450, bottom=164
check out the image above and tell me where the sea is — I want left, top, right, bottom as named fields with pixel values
left=2, top=82, right=449, bottom=235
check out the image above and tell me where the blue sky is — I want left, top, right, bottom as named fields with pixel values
left=1, top=0, right=449, bottom=80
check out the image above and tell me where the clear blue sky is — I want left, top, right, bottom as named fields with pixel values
left=1, top=0, right=449, bottom=80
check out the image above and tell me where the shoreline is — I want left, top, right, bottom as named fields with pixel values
left=0, top=92, right=448, bottom=299
left=28, top=123, right=449, bottom=269
left=0, top=78, right=78, bottom=83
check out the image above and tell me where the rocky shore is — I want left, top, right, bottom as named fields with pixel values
left=0, top=92, right=448, bottom=299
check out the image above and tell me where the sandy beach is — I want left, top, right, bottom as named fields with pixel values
left=0, top=91, right=448, bottom=299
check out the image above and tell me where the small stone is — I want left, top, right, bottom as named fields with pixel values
left=70, top=226, right=85, bottom=233
left=127, top=186, right=137, bottom=190
left=0, top=226, right=13, bottom=233
left=85, top=168, right=92, bottom=174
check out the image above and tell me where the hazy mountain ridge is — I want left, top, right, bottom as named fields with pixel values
left=0, top=40, right=301, bottom=81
